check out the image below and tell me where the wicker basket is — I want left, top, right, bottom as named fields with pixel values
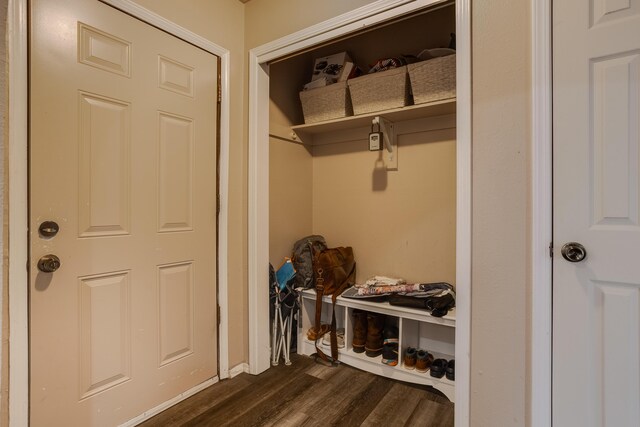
left=347, top=66, right=411, bottom=115
left=299, top=81, right=353, bottom=124
left=407, top=54, right=456, bottom=105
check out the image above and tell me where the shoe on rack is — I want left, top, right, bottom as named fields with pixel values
left=352, top=310, right=368, bottom=353
left=430, top=358, right=448, bottom=378
left=415, top=349, right=434, bottom=373
left=381, top=325, right=399, bottom=366
left=382, top=343, right=399, bottom=366
left=446, top=359, right=455, bottom=381
left=307, top=324, right=329, bottom=341
left=403, top=347, right=417, bottom=370
left=383, top=325, right=399, bottom=346
left=365, top=312, right=386, bottom=357
left=322, top=328, right=345, bottom=348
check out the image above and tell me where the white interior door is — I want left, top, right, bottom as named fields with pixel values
left=29, top=0, right=218, bottom=425
left=553, top=1, right=640, bottom=426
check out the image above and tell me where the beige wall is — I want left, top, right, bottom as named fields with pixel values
left=1, top=2, right=7, bottom=425
left=312, top=130, right=456, bottom=284
left=130, top=0, right=248, bottom=367
left=471, top=1, right=530, bottom=426
left=269, top=140, right=313, bottom=267
left=247, top=0, right=532, bottom=426
left=244, top=0, right=377, bottom=49
left=268, top=129, right=456, bottom=285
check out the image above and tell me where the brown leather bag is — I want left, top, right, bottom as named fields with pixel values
left=310, top=246, right=356, bottom=363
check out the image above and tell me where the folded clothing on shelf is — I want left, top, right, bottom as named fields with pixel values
left=341, top=282, right=456, bottom=317
left=354, top=281, right=453, bottom=297
left=359, top=275, right=407, bottom=287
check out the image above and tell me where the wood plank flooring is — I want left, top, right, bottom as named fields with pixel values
left=140, top=355, right=454, bottom=427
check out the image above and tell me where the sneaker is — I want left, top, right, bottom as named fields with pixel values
left=403, top=347, right=417, bottom=370
left=321, top=328, right=345, bottom=348
left=382, top=343, right=398, bottom=366
left=446, top=359, right=455, bottom=381
left=383, top=325, right=399, bottom=346
left=307, top=324, right=329, bottom=341
left=415, top=349, right=434, bottom=373
left=381, top=325, right=399, bottom=366
left=430, top=358, right=448, bottom=378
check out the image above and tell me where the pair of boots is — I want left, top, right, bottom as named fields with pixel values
left=352, top=310, right=398, bottom=364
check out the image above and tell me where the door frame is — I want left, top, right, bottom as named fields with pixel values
left=531, top=0, right=553, bottom=426
left=7, top=0, right=232, bottom=425
left=247, top=0, right=471, bottom=425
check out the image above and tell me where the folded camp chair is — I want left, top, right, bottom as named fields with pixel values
left=272, top=282, right=300, bottom=366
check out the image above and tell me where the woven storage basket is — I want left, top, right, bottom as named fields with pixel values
left=299, top=81, right=353, bottom=124
left=408, top=54, right=456, bottom=105
left=347, top=66, right=411, bottom=115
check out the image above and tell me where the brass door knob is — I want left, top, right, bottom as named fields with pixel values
left=37, top=254, right=61, bottom=273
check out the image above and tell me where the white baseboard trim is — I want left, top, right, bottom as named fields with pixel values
left=119, top=377, right=219, bottom=427
left=228, top=363, right=250, bottom=379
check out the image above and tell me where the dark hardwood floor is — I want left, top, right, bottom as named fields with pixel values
left=140, top=354, right=454, bottom=427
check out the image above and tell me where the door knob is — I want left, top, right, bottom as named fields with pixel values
left=561, top=242, right=587, bottom=263
left=37, top=254, right=61, bottom=273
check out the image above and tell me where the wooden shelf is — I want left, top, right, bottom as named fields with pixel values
left=300, top=288, right=456, bottom=328
left=299, top=338, right=455, bottom=401
left=298, top=288, right=456, bottom=401
left=291, top=99, right=456, bottom=144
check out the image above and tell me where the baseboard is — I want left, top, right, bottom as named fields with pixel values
left=119, top=376, right=219, bottom=427
left=228, top=363, right=250, bottom=379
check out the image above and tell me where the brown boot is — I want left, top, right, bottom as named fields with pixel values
left=352, top=310, right=367, bottom=353
left=365, top=312, right=385, bottom=357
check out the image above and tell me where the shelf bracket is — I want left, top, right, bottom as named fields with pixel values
left=373, top=116, right=397, bottom=170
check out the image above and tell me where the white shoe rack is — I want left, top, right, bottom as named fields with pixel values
left=297, top=289, right=455, bottom=402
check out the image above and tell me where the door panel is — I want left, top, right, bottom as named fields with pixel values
left=78, top=91, right=132, bottom=237
left=158, top=262, right=194, bottom=366
left=158, top=112, right=194, bottom=232
left=553, top=0, right=640, bottom=425
left=79, top=271, right=131, bottom=399
left=29, top=0, right=218, bottom=425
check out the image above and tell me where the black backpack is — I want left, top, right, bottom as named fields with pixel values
left=291, top=235, right=327, bottom=289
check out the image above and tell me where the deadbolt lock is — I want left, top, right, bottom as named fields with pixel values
left=39, top=221, right=60, bottom=238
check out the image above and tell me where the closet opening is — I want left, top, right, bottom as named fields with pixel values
left=248, top=0, right=471, bottom=423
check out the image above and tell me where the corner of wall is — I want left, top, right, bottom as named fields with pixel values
left=1, top=1, right=9, bottom=424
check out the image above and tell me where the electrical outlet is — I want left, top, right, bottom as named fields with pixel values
left=369, top=132, right=383, bottom=151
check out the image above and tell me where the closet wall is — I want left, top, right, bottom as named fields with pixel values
left=268, top=6, right=457, bottom=285
left=269, top=140, right=312, bottom=266
left=269, top=129, right=456, bottom=285
left=311, top=130, right=456, bottom=283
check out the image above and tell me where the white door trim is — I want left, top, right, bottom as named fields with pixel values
left=7, top=0, right=232, bottom=424
left=8, top=1, right=29, bottom=425
left=454, top=0, right=472, bottom=423
left=247, top=1, right=471, bottom=425
left=531, top=0, right=553, bottom=426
